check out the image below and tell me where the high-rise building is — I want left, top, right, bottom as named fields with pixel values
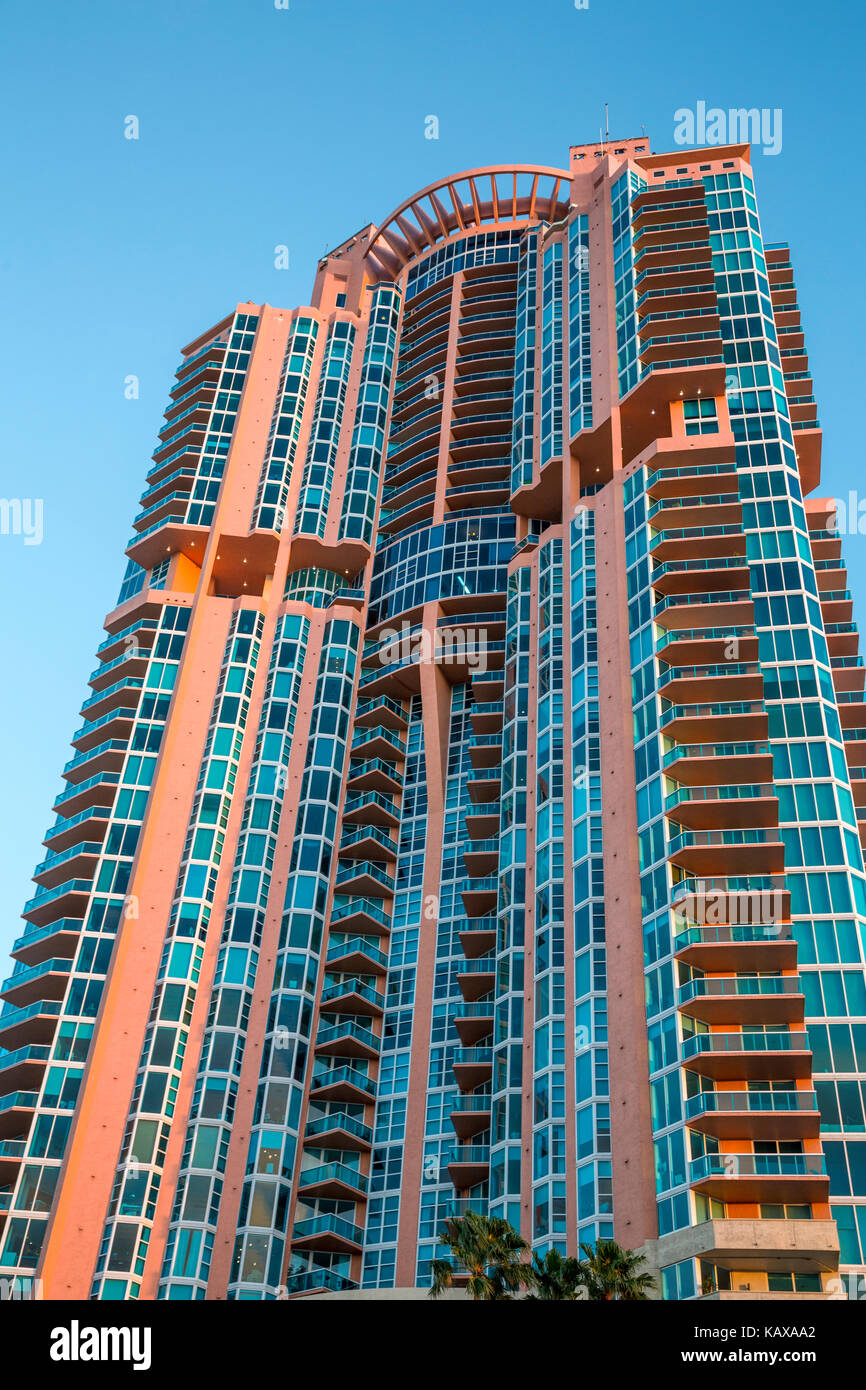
left=2, top=134, right=864, bottom=1303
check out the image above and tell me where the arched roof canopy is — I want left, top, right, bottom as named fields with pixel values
left=364, top=165, right=572, bottom=282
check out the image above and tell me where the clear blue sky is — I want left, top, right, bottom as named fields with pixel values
left=1, top=0, right=864, bottom=960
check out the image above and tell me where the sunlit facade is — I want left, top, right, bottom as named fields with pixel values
left=1, top=135, right=864, bottom=1301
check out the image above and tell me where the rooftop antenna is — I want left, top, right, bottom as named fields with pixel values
left=604, top=103, right=609, bottom=144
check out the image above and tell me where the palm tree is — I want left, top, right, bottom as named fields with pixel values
left=429, top=1209, right=533, bottom=1300
left=524, top=1247, right=587, bottom=1300
left=578, top=1238, right=655, bottom=1301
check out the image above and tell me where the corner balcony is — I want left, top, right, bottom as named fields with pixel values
left=309, top=1066, right=376, bottom=1105
left=302, top=1112, right=373, bottom=1152
left=296, top=1162, right=369, bottom=1202
left=350, top=725, right=407, bottom=763
left=449, top=1094, right=493, bottom=1140
left=453, top=998, right=494, bottom=1045
left=456, top=956, right=496, bottom=1001
left=79, top=676, right=145, bottom=723
left=446, top=1144, right=490, bottom=1190
left=338, top=824, right=398, bottom=863
left=0, top=1091, right=38, bottom=1140
left=667, top=826, right=784, bottom=876
left=325, top=936, right=388, bottom=977
left=460, top=878, right=498, bottom=917
left=646, top=458, right=739, bottom=502
left=333, top=860, right=395, bottom=899
left=341, top=790, right=400, bottom=831
left=291, top=1214, right=364, bottom=1256
left=685, top=1090, right=820, bottom=1141
left=677, top=975, right=804, bottom=1026
left=345, top=758, right=403, bottom=796
left=458, top=918, right=498, bottom=958
left=42, top=804, right=113, bottom=855
left=319, top=977, right=385, bottom=1019
left=664, top=783, right=777, bottom=831
left=125, top=515, right=210, bottom=572
left=682, top=1030, right=812, bottom=1081
left=329, top=895, right=391, bottom=938
left=674, top=921, right=796, bottom=973
left=314, top=1019, right=380, bottom=1062
left=452, top=1046, right=493, bottom=1091
left=462, top=839, right=499, bottom=877
left=354, top=694, right=409, bottom=732
left=71, top=709, right=137, bottom=757
left=689, top=1152, right=829, bottom=1205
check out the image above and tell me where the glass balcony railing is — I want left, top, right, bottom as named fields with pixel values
left=304, top=1112, right=373, bottom=1145
left=690, top=1153, right=826, bottom=1182
left=682, top=1032, right=809, bottom=1060
left=685, top=1090, right=817, bottom=1121
left=297, top=1161, right=368, bottom=1195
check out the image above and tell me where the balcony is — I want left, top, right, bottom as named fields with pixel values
left=333, top=860, right=395, bottom=899
left=291, top=1214, right=363, bottom=1255
left=449, top=1094, right=493, bottom=1140
left=329, top=896, right=391, bottom=938
left=678, top=975, right=803, bottom=1026
left=0, top=957, right=72, bottom=1008
left=32, top=841, right=103, bottom=890
left=685, top=1090, right=820, bottom=1140
left=674, top=921, right=797, bottom=973
left=21, top=879, right=92, bottom=928
left=284, top=1268, right=358, bottom=1298
left=345, top=758, right=403, bottom=796
left=452, top=1046, right=494, bottom=1091
left=325, top=936, right=388, bottom=977
left=664, top=782, right=777, bottom=831
left=689, top=1152, right=828, bottom=1204
left=462, top=839, right=499, bottom=877
left=0, top=1043, right=50, bottom=1092
left=338, top=825, right=398, bottom=863
left=319, top=978, right=385, bottom=1018
left=453, top=999, right=494, bottom=1045
left=0, top=1091, right=38, bottom=1140
left=456, top=957, right=496, bottom=1002
left=660, top=699, right=767, bottom=745
left=458, top=919, right=498, bottom=958
left=662, top=741, right=772, bottom=784
left=667, top=826, right=784, bottom=876
left=682, top=1030, right=812, bottom=1080
left=446, top=1145, right=490, bottom=1190
left=0, top=999, right=62, bottom=1049
left=460, top=878, right=498, bottom=917
left=341, top=791, right=400, bottom=830
left=314, top=1020, right=380, bottom=1062
left=303, top=1112, right=372, bottom=1152
left=354, top=695, right=408, bottom=732
left=350, top=725, right=407, bottom=762
left=309, top=1066, right=376, bottom=1105
left=297, top=1161, right=368, bottom=1202
left=0, top=1139, right=25, bottom=1185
